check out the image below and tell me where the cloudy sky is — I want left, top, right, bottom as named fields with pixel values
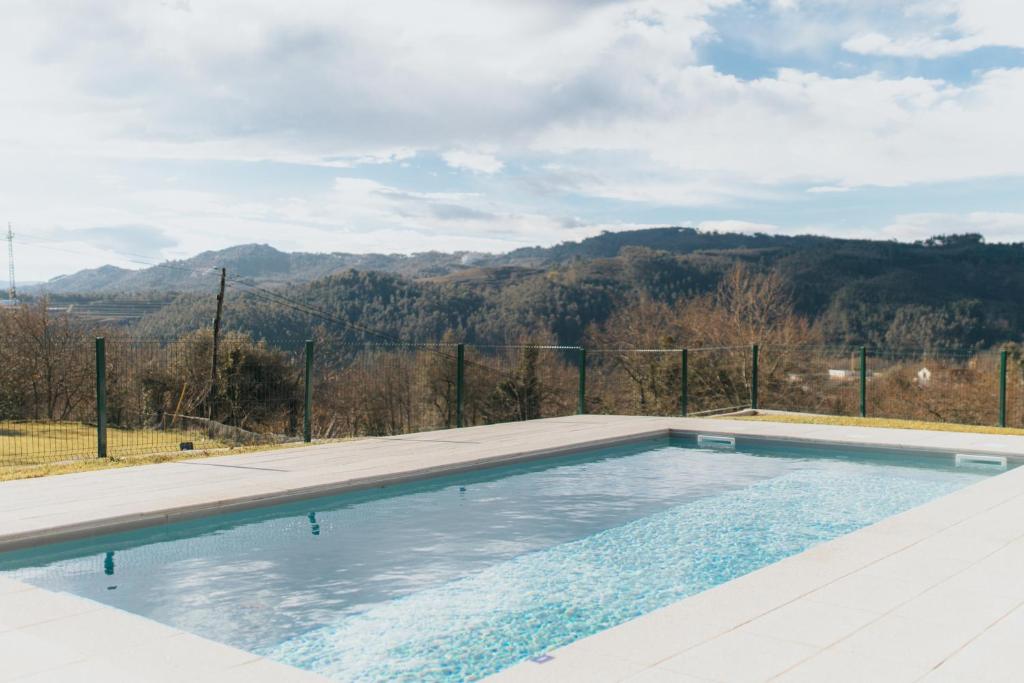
left=3, top=0, right=1023, bottom=282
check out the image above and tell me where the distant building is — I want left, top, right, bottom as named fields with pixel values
left=917, top=367, right=932, bottom=386
left=828, top=369, right=855, bottom=381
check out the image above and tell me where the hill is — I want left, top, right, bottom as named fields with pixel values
left=26, top=227, right=852, bottom=295
left=111, top=230, right=1023, bottom=351
left=27, top=243, right=482, bottom=294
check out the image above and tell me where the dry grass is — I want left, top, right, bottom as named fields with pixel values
left=0, top=421, right=348, bottom=482
left=0, top=421, right=226, bottom=466
left=724, top=412, right=1024, bottom=436
left=2, top=449, right=218, bottom=481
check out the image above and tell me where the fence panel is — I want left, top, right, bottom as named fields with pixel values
left=585, top=349, right=683, bottom=416
left=0, top=336, right=314, bottom=474
left=0, top=337, right=97, bottom=470
left=104, top=339, right=218, bottom=457
left=210, top=337, right=307, bottom=444
left=758, top=345, right=861, bottom=417
left=1008, top=351, right=1024, bottom=429
left=686, top=346, right=754, bottom=415
left=104, top=337, right=308, bottom=457
left=462, top=345, right=578, bottom=426
left=311, top=342, right=457, bottom=438
left=3, top=336, right=1020, bottom=475
left=865, top=349, right=998, bottom=427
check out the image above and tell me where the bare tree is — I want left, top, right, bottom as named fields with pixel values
left=0, top=301, right=93, bottom=421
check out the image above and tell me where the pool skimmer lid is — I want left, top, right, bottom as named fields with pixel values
left=954, top=453, right=1007, bottom=469
left=697, top=434, right=736, bottom=449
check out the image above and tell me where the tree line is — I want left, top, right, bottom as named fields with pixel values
left=3, top=264, right=1021, bottom=461
left=112, top=232, right=1024, bottom=354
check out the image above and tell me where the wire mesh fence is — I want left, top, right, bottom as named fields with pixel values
left=686, top=346, right=755, bottom=415
left=1, top=335, right=1021, bottom=475
left=0, top=347, right=97, bottom=467
left=758, top=345, right=862, bottom=417
left=310, top=342, right=458, bottom=437
left=583, top=346, right=759, bottom=416
left=463, top=345, right=579, bottom=425
left=862, top=349, right=1001, bottom=427
left=585, top=349, right=682, bottom=416
left=1008, top=352, right=1024, bottom=429
left=107, top=337, right=309, bottom=455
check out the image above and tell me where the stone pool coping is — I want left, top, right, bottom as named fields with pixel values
left=3, top=415, right=1024, bottom=681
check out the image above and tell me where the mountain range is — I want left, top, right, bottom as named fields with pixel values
left=22, top=228, right=1024, bottom=350
left=26, top=244, right=483, bottom=294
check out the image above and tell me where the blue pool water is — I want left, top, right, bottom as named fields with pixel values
left=0, top=437, right=1007, bottom=681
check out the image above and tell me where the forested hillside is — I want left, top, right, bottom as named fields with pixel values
left=103, top=229, right=1022, bottom=351
left=21, top=228, right=1023, bottom=350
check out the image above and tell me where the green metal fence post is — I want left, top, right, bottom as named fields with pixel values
left=859, top=346, right=867, bottom=418
left=680, top=348, right=689, bottom=417
left=456, top=344, right=465, bottom=428
left=577, top=348, right=586, bottom=415
left=750, top=343, right=759, bottom=410
left=999, top=349, right=1007, bottom=428
left=303, top=339, right=314, bottom=442
left=95, top=337, right=107, bottom=458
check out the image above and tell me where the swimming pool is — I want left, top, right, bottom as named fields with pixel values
left=0, top=435, right=1010, bottom=681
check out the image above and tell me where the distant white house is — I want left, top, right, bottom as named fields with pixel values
left=828, top=369, right=855, bottom=381
left=917, top=367, right=932, bottom=386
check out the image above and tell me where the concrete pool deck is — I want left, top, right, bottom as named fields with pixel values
left=3, top=415, right=1024, bottom=681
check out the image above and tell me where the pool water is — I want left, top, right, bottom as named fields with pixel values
left=0, top=437, right=1007, bottom=681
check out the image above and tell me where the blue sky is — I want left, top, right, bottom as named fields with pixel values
left=2, top=0, right=1023, bottom=281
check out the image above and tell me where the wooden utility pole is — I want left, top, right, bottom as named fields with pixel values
left=208, top=267, right=226, bottom=418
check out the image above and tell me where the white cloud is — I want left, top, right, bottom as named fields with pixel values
left=844, top=0, right=1024, bottom=58
left=4, top=1, right=1023, bottom=194
left=702, top=212, right=1024, bottom=244
left=531, top=156, right=783, bottom=206
left=697, top=219, right=781, bottom=234
left=843, top=32, right=973, bottom=59
left=326, top=149, right=418, bottom=169
left=533, top=66, right=1024, bottom=189
left=323, top=178, right=604, bottom=248
left=442, top=150, right=505, bottom=174
left=878, top=211, right=1024, bottom=242
left=807, top=186, right=851, bottom=194
left=14, top=175, right=648, bottom=279
left=2, top=0, right=1024, bottom=280
left=0, top=0, right=735, bottom=161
